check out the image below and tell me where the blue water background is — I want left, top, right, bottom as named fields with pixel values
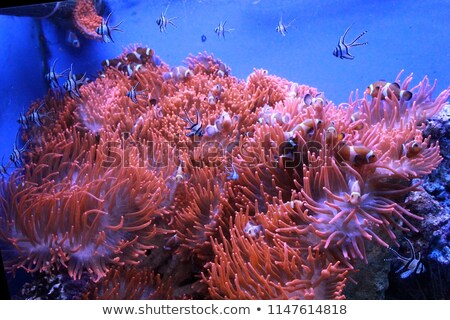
left=0, top=0, right=449, bottom=167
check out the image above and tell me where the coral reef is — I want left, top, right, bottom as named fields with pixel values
left=381, top=105, right=450, bottom=300
left=0, top=46, right=449, bottom=299
left=422, top=104, right=450, bottom=266
left=73, top=0, right=103, bottom=40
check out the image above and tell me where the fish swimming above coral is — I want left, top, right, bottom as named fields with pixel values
left=333, top=24, right=368, bottom=59
left=63, top=63, right=87, bottom=99
left=44, top=59, right=68, bottom=89
left=9, top=131, right=30, bottom=168
left=17, top=103, right=52, bottom=129
left=275, top=16, right=295, bottom=36
left=96, top=11, right=123, bottom=43
left=214, top=20, right=234, bottom=39
left=156, top=4, right=177, bottom=32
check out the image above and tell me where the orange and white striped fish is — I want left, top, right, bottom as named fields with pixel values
left=366, top=81, right=412, bottom=101
left=401, top=141, right=422, bottom=158
left=337, top=143, right=377, bottom=166
left=163, top=66, right=194, bottom=82
left=325, top=122, right=345, bottom=145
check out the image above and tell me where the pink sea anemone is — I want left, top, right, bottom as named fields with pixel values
left=1, top=48, right=449, bottom=299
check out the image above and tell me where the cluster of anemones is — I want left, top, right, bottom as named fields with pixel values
left=0, top=45, right=449, bottom=299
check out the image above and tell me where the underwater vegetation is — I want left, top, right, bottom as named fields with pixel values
left=0, top=0, right=450, bottom=300
left=0, top=44, right=449, bottom=299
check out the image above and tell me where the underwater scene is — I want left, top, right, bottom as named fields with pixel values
left=0, top=0, right=449, bottom=300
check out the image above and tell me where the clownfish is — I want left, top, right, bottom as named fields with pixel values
left=101, top=58, right=122, bottom=69
left=401, top=141, right=422, bottom=158
left=293, top=119, right=322, bottom=137
left=366, top=81, right=413, bottom=101
left=337, top=143, right=377, bottom=165
left=285, top=118, right=322, bottom=140
left=243, top=221, right=264, bottom=239
left=349, top=111, right=364, bottom=130
left=207, top=91, right=217, bottom=105
left=125, top=47, right=154, bottom=64
left=175, top=163, right=184, bottom=183
left=348, top=179, right=362, bottom=205
left=303, top=92, right=327, bottom=106
left=325, top=122, right=345, bottom=145
left=66, top=30, right=80, bottom=48
left=121, top=63, right=145, bottom=77
left=163, top=234, right=179, bottom=251
left=163, top=66, right=194, bottom=81
left=217, top=62, right=230, bottom=77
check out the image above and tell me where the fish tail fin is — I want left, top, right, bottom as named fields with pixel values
left=400, top=90, right=413, bottom=101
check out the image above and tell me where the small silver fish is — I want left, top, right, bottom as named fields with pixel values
left=10, top=131, right=30, bottom=168
left=126, top=82, right=145, bottom=104
left=17, top=110, right=29, bottom=129
left=179, top=108, right=203, bottom=137
left=44, top=59, right=68, bottom=89
left=0, top=156, right=10, bottom=177
left=29, top=103, right=51, bottom=127
left=386, top=237, right=426, bottom=279
left=156, top=5, right=177, bottom=32
left=17, top=103, right=50, bottom=129
left=215, top=20, right=234, bottom=39
left=66, top=30, right=80, bottom=48
left=275, top=16, right=295, bottom=37
left=96, top=12, right=123, bottom=43
left=333, top=24, right=368, bottom=60
left=63, top=64, right=87, bottom=99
